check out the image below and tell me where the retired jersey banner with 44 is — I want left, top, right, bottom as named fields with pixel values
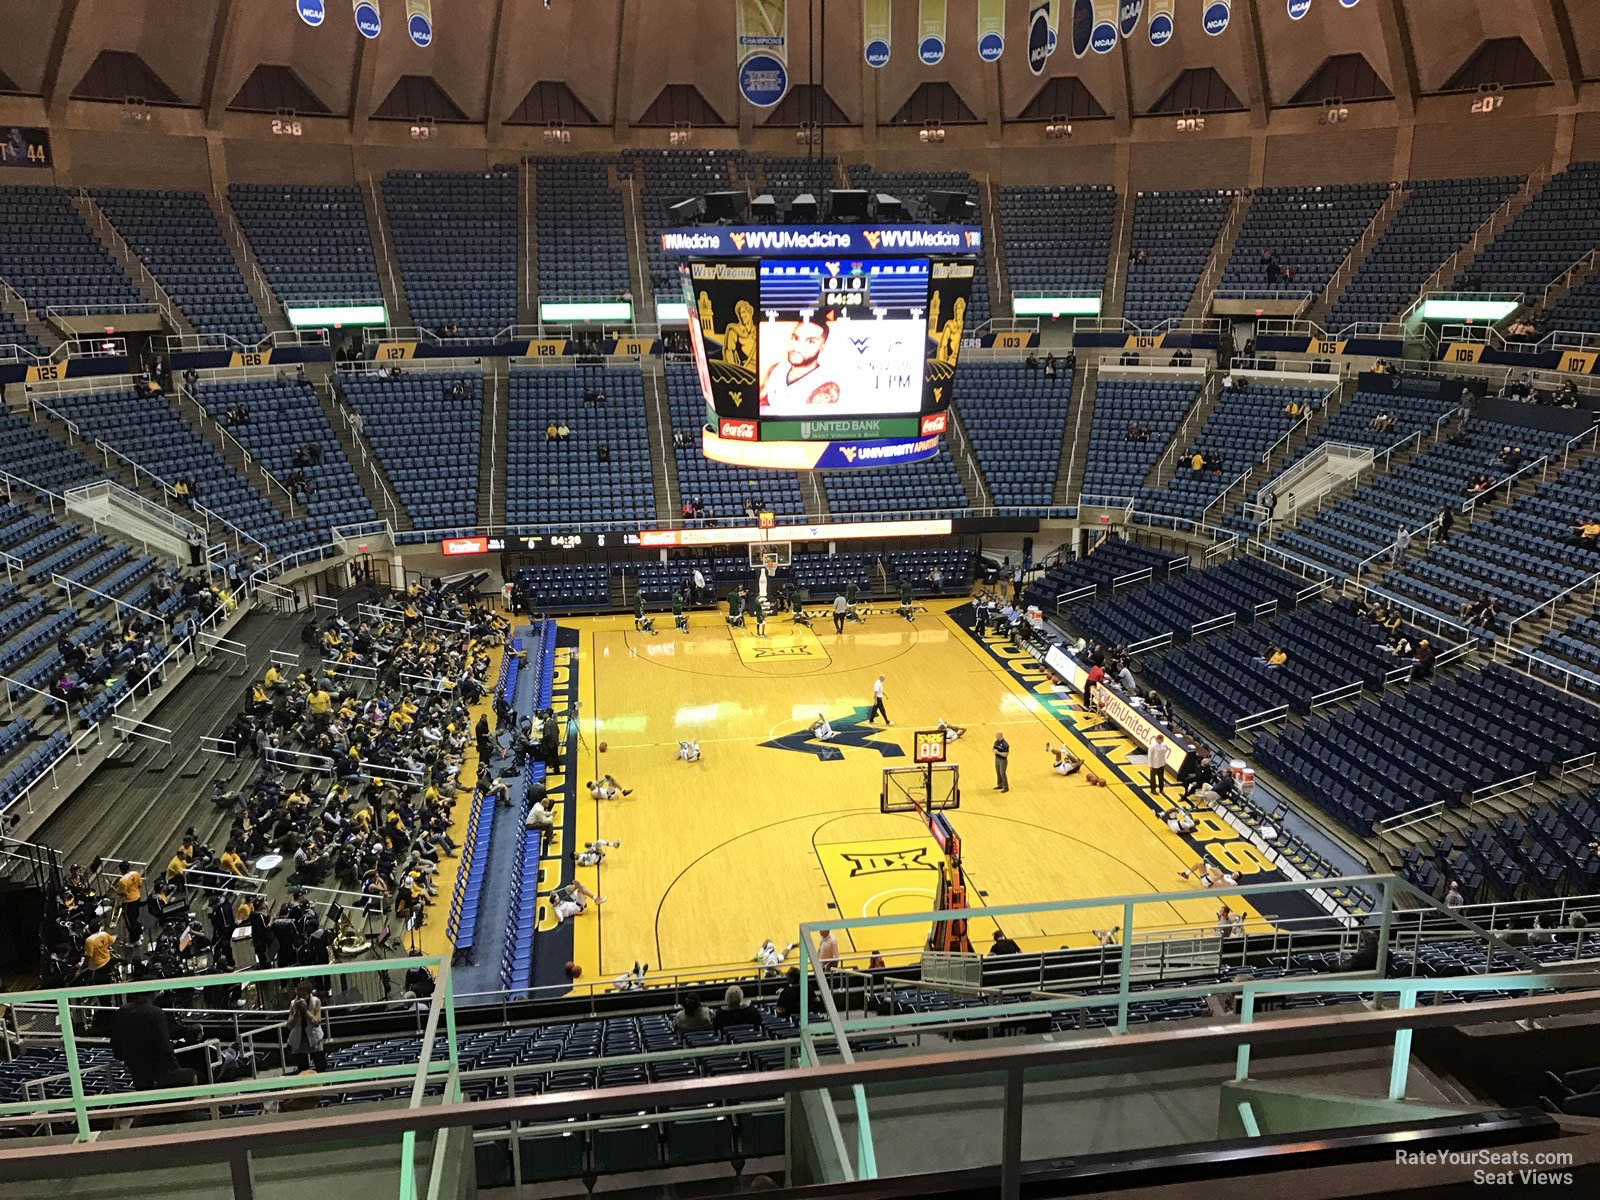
left=736, top=0, right=789, bottom=107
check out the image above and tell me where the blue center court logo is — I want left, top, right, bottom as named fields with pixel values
left=865, top=38, right=890, bottom=68
left=1287, top=0, right=1312, bottom=18
left=354, top=1, right=381, bottom=38
left=739, top=54, right=788, bottom=107
left=1203, top=1, right=1231, bottom=35
left=408, top=12, right=432, bottom=46
left=1119, top=0, right=1144, bottom=38
left=760, top=706, right=905, bottom=762
left=918, top=36, right=945, bottom=66
left=1091, top=20, right=1118, bottom=53
left=977, top=31, right=1004, bottom=62
left=1149, top=11, right=1173, bottom=44
left=297, top=0, right=326, bottom=27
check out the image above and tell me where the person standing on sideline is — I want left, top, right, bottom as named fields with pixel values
left=993, top=731, right=1010, bottom=792
left=1012, top=563, right=1024, bottom=604
left=1437, top=507, right=1455, bottom=541
left=1148, top=734, right=1170, bottom=796
left=832, top=592, right=849, bottom=634
left=692, top=567, right=707, bottom=604
left=1391, top=524, right=1412, bottom=564
left=868, top=674, right=890, bottom=724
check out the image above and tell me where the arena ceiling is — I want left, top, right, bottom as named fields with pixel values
left=0, top=0, right=1592, bottom=139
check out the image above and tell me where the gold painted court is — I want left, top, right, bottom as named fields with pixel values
left=551, top=598, right=1269, bottom=980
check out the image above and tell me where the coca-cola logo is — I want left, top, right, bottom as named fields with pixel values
left=720, top=420, right=759, bottom=441
left=920, top=412, right=948, bottom=435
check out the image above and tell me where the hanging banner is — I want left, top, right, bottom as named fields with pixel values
left=1091, top=1, right=1118, bottom=52
left=1047, top=0, right=1061, bottom=56
left=405, top=0, right=431, bottom=46
left=1339, top=0, right=1361, bottom=6
left=1118, top=0, right=1143, bottom=39
left=1202, top=0, right=1230, bottom=36
left=736, top=0, right=789, bottom=108
left=918, top=0, right=946, bottom=64
left=864, top=0, right=892, bottom=68
left=976, top=0, right=1005, bottom=61
left=1148, top=0, right=1174, bottom=45
left=296, top=0, right=326, bottom=27
left=352, top=0, right=381, bottom=38
left=1069, top=0, right=1091, bottom=59
left=1029, top=1, right=1053, bottom=73
left=1288, top=0, right=1312, bottom=18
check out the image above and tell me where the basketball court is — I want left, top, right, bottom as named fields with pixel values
left=544, top=593, right=1279, bottom=982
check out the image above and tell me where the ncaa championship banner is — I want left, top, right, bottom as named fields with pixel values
left=1202, top=0, right=1230, bottom=36
left=1048, top=0, right=1062, bottom=57
left=917, top=0, right=946, bottom=65
left=1072, top=0, right=1117, bottom=56
left=1288, top=0, right=1312, bottom=18
left=976, top=0, right=1004, bottom=61
left=352, top=0, right=380, bottom=39
left=863, top=0, right=892, bottom=68
left=405, top=0, right=432, bottom=47
left=736, top=0, right=789, bottom=108
left=1147, top=0, right=1174, bottom=45
left=1028, top=0, right=1052, bottom=72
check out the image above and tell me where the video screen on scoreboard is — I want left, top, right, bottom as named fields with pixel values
left=681, top=252, right=974, bottom=437
left=756, top=260, right=927, bottom=416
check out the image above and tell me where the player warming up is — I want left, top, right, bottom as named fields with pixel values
left=844, top=578, right=865, bottom=624
left=676, top=739, right=701, bottom=762
left=726, top=586, right=746, bottom=628
left=588, top=774, right=634, bottom=799
left=1047, top=742, right=1082, bottom=776
left=809, top=713, right=837, bottom=740
left=632, top=590, right=656, bottom=635
left=788, top=585, right=812, bottom=628
left=753, top=595, right=768, bottom=637
left=573, top=839, right=620, bottom=867
left=938, top=718, right=967, bottom=742
left=897, top=577, right=915, bottom=623
left=672, top=588, right=688, bottom=633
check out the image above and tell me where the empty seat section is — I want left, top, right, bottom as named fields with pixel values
left=383, top=169, right=517, bottom=338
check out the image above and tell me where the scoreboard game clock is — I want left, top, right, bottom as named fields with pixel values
left=914, top=729, right=948, bottom=764
left=0, top=127, right=51, bottom=169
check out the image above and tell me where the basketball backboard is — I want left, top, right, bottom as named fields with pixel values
left=746, top=541, right=792, bottom=570
left=880, top=762, right=960, bottom=814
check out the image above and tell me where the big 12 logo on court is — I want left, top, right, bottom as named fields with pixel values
left=720, top=419, right=759, bottom=441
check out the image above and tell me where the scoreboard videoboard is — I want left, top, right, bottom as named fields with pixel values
left=665, top=224, right=979, bottom=463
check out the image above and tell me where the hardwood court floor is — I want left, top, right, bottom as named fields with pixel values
left=555, top=599, right=1268, bottom=981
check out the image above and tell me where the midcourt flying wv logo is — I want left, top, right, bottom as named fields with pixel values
left=759, top=705, right=905, bottom=762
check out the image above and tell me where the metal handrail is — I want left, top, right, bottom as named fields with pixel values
left=1318, top=186, right=1405, bottom=310
left=1540, top=248, right=1598, bottom=312
left=174, top=384, right=299, bottom=511
left=1409, top=169, right=1545, bottom=306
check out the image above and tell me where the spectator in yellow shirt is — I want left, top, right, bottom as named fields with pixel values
left=264, top=664, right=283, bottom=693
left=114, top=860, right=143, bottom=940
left=166, top=850, right=190, bottom=888
left=84, top=925, right=116, bottom=979
left=219, top=844, right=245, bottom=876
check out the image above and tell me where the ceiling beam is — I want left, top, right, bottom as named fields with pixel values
left=349, top=28, right=379, bottom=137
left=1235, top=0, right=1272, bottom=128
left=1376, top=0, right=1419, bottom=120
left=202, top=0, right=240, bottom=130
left=1534, top=0, right=1581, bottom=108
left=41, top=0, right=83, bottom=121
left=484, top=0, right=513, bottom=139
